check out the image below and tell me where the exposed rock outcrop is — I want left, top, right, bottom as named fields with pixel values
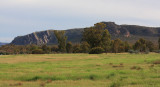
left=11, top=22, right=160, bottom=45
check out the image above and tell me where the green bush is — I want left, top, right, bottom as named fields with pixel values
left=155, top=50, right=160, bottom=53
left=128, top=50, right=134, bottom=54
left=128, top=50, right=140, bottom=54
left=32, top=49, right=44, bottom=54
left=144, top=50, right=150, bottom=54
left=73, top=44, right=81, bottom=53
left=89, top=47, right=104, bottom=54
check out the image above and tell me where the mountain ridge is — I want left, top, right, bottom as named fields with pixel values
left=0, top=42, right=8, bottom=46
left=11, top=22, right=160, bottom=45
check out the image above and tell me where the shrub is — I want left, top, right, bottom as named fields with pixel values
left=51, top=45, right=59, bottom=52
left=81, top=41, right=90, bottom=53
left=73, top=44, right=81, bottom=53
left=128, top=50, right=134, bottom=54
left=135, top=50, right=140, bottom=54
left=128, top=50, right=140, bottom=54
left=155, top=50, right=160, bottom=53
left=144, top=50, right=150, bottom=54
left=41, top=45, right=51, bottom=53
left=66, top=42, right=73, bottom=53
left=89, top=74, right=98, bottom=80
left=32, top=49, right=44, bottom=54
left=89, top=47, right=104, bottom=54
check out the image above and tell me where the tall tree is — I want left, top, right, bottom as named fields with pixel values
left=112, top=39, right=124, bottom=53
left=124, top=41, right=130, bottom=52
left=82, top=23, right=111, bottom=49
left=101, top=29, right=111, bottom=52
left=133, top=38, right=146, bottom=52
left=54, top=30, right=67, bottom=52
left=146, top=40, right=154, bottom=52
left=159, top=37, right=160, bottom=49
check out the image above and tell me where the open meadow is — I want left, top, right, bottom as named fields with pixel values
left=0, top=53, right=160, bottom=87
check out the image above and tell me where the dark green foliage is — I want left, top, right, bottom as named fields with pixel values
left=32, top=49, right=44, bottom=54
left=82, top=23, right=112, bottom=53
left=128, top=50, right=140, bottom=54
left=155, top=50, right=160, bottom=53
left=124, top=41, right=130, bottom=52
left=51, top=45, right=58, bottom=52
left=112, top=39, right=125, bottom=53
left=146, top=41, right=154, bottom=52
left=133, top=38, right=155, bottom=52
left=89, top=47, right=104, bottom=54
left=89, top=74, right=98, bottom=80
left=158, top=37, right=160, bottom=49
left=29, top=44, right=39, bottom=51
left=128, top=50, right=134, bottom=54
left=54, top=30, right=67, bottom=52
left=26, top=76, right=41, bottom=81
left=81, top=42, right=90, bottom=53
left=106, top=73, right=115, bottom=79
left=145, top=50, right=150, bottom=54
left=0, top=44, right=29, bottom=54
left=66, top=42, right=73, bottom=53
left=82, top=23, right=106, bottom=48
left=102, top=30, right=111, bottom=52
left=73, top=44, right=81, bottom=53
left=41, top=45, right=51, bottom=53
left=133, top=38, right=146, bottom=52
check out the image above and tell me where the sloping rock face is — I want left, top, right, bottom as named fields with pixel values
left=103, top=22, right=160, bottom=37
left=11, top=30, right=56, bottom=45
left=11, top=22, right=160, bottom=45
left=11, top=29, right=83, bottom=45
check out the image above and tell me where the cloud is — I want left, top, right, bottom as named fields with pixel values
left=1, top=0, right=160, bottom=20
left=0, top=0, right=160, bottom=42
left=0, top=37, right=13, bottom=43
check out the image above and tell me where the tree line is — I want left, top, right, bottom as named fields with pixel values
left=1, top=23, right=160, bottom=55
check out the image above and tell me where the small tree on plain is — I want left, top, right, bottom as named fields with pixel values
left=54, top=30, right=67, bottom=52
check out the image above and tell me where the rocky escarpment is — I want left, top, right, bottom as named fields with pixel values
left=11, top=29, right=83, bottom=45
left=11, top=22, right=160, bottom=45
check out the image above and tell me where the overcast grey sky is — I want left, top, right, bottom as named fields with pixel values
left=1, top=0, right=160, bottom=42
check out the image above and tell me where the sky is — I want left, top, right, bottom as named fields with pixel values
left=1, top=0, right=160, bottom=42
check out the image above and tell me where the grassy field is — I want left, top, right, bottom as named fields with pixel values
left=0, top=53, right=160, bottom=87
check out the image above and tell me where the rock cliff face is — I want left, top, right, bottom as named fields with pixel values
left=11, top=29, right=83, bottom=45
left=11, top=22, right=160, bottom=45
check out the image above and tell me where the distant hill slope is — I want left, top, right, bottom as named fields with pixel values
left=11, top=22, right=160, bottom=45
left=0, top=42, right=8, bottom=46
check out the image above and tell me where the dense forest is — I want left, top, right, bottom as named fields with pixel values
left=0, top=23, right=160, bottom=55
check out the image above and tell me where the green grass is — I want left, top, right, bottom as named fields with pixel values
left=0, top=53, right=160, bottom=87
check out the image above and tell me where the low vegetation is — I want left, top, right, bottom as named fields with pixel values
left=0, top=53, right=160, bottom=87
left=0, top=23, right=160, bottom=55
